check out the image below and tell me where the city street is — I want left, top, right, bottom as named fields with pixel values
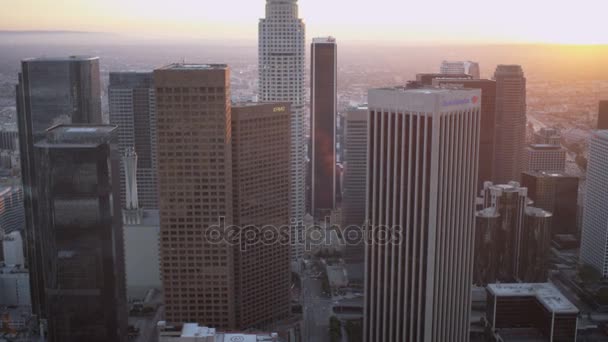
left=302, top=266, right=334, bottom=342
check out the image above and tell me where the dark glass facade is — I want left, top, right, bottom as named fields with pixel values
left=519, top=208, right=552, bottom=282
left=521, top=171, right=579, bottom=237
left=16, top=56, right=102, bottom=317
left=34, top=125, right=126, bottom=342
left=311, top=38, right=336, bottom=217
left=476, top=182, right=552, bottom=285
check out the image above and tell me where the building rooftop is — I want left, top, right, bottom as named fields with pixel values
left=476, top=207, right=499, bottom=218
left=495, top=65, right=524, bottom=75
left=35, top=125, right=116, bottom=148
left=593, top=130, right=608, bottom=140
left=22, top=55, right=98, bottom=62
left=525, top=207, right=552, bottom=218
left=159, top=63, right=228, bottom=71
left=312, top=36, right=336, bottom=44
left=181, top=323, right=216, bottom=338
left=527, top=144, right=564, bottom=150
left=484, top=181, right=528, bottom=197
left=369, top=86, right=481, bottom=113
left=522, top=170, right=576, bottom=179
left=494, top=328, right=548, bottom=342
left=374, top=86, right=460, bottom=95
left=232, top=101, right=289, bottom=108
left=416, top=73, right=472, bottom=79
left=487, top=283, right=578, bottom=314
left=158, top=322, right=280, bottom=341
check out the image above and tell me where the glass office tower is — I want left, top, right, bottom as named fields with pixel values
left=34, top=125, right=127, bottom=342
left=16, top=56, right=102, bottom=316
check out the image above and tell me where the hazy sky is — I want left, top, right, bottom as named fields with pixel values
left=2, top=0, right=607, bottom=44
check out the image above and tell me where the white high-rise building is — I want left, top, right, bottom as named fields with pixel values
left=364, top=87, right=480, bottom=342
left=580, top=131, right=608, bottom=276
left=259, top=0, right=306, bottom=223
left=440, top=60, right=481, bottom=79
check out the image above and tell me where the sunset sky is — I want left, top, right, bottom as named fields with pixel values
left=2, top=0, right=607, bottom=44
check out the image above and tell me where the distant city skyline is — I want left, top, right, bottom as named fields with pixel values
left=2, top=0, right=607, bottom=45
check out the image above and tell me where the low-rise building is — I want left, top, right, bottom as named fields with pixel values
left=123, top=209, right=161, bottom=300
left=486, top=283, right=578, bottom=342
left=0, top=265, right=30, bottom=307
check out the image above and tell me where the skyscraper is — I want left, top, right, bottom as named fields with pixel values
left=580, top=131, right=608, bottom=276
left=109, top=72, right=159, bottom=209
left=155, top=65, right=293, bottom=329
left=342, top=106, right=368, bottom=263
left=33, top=125, right=127, bottom=342
left=523, top=144, right=566, bottom=173
left=440, top=60, right=481, bottom=79
left=155, top=64, right=235, bottom=327
left=364, top=87, right=480, bottom=342
left=259, top=0, right=306, bottom=222
left=522, top=171, right=579, bottom=237
left=598, top=100, right=608, bottom=130
left=311, top=37, right=337, bottom=217
left=493, top=65, right=527, bottom=183
left=16, top=56, right=102, bottom=317
left=519, top=207, right=552, bottom=282
left=432, top=78, right=496, bottom=189
left=231, top=102, right=291, bottom=328
left=475, top=182, right=552, bottom=285
left=341, top=106, right=368, bottom=244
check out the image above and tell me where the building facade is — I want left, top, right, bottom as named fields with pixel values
left=440, top=60, right=480, bottom=79
left=155, top=64, right=235, bottom=327
left=364, top=87, right=480, bottom=342
left=580, top=131, right=608, bottom=276
left=123, top=209, right=161, bottom=300
left=493, top=65, right=527, bottom=183
left=231, top=103, right=291, bottom=328
left=310, top=37, right=337, bottom=217
left=523, top=144, right=566, bottom=173
left=0, top=131, right=19, bottom=151
left=109, top=72, right=159, bottom=209
left=341, top=106, right=368, bottom=262
left=259, top=0, right=306, bottom=222
left=0, top=185, right=25, bottom=234
left=16, top=56, right=102, bottom=318
left=521, top=171, right=579, bottom=237
left=599, top=101, right=608, bottom=130
left=432, top=78, right=496, bottom=189
left=34, top=125, right=127, bottom=342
